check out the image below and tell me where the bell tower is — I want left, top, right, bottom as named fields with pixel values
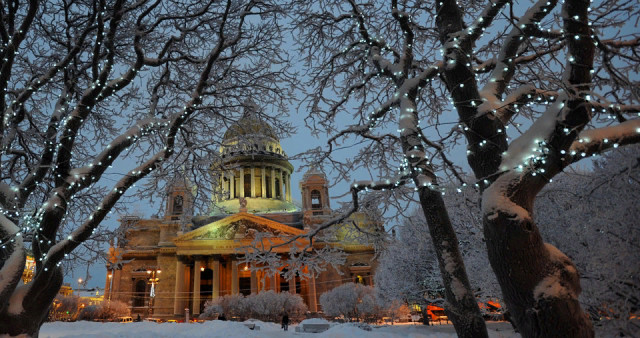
left=165, top=178, right=192, bottom=221
left=300, top=168, right=331, bottom=224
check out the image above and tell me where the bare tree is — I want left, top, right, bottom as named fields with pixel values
left=293, top=0, right=639, bottom=337
left=536, top=146, right=640, bottom=336
left=0, top=0, right=293, bottom=336
left=375, top=195, right=501, bottom=316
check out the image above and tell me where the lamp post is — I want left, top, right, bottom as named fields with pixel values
left=107, top=272, right=113, bottom=302
left=147, top=268, right=161, bottom=318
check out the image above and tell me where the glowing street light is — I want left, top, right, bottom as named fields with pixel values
left=147, top=268, right=161, bottom=317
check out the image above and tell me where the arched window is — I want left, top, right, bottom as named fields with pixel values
left=311, top=190, right=322, bottom=209
left=173, top=195, right=183, bottom=215
left=133, top=279, right=147, bottom=307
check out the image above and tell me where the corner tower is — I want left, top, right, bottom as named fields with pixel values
left=212, top=103, right=296, bottom=215
left=166, top=177, right=192, bottom=221
left=300, top=168, right=331, bottom=221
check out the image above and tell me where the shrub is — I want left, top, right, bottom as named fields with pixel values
left=383, top=299, right=411, bottom=323
left=77, top=300, right=130, bottom=321
left=201, top=291, right=307, bottom=323
left=50, top=295, right=80, bottom=321
left=319, top=283, right=382, bottom=322
left=100, top=300, right=130, bottom=320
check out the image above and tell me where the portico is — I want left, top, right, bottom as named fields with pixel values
left=171, top=212, right=316, bottom=315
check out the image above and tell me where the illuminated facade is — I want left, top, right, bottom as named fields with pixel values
left=105, top=107, right=379, bottom=318
left=21, top=255, right=35, bottom=284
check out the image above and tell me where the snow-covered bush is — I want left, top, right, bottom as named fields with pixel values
left=245, top=291, right=307, bottom=322
left=50, top=295, right=80, bottom=321
left=200, top=300, right=221, bottom=319
left=77, top=305, right=101, bottom=321
left=383, top=299, right=411, bottom=324
left=201, top=291, right=306, bottom=323
left=319, top=283, right=381, bottom=322
left=100, top=300, right=131, bottom=321
left=77, top=300, right=130, bottom=321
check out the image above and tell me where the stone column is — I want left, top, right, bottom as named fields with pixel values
left=279, top=170, right=284, bottom=201
left=212, top=258, right=220, bottom=299
left=173, top=260, right=185, bottom=315
left=239, top=168, right=245, bottom=198
left=231, top=260, right=239, bottom=295
left=221, top=174, right=228, bottom=200
left=289, top=278, right=296, bottom=294
left=308, top=275, right=318, bottom=312
left=324, top=187, right=330, bottom=209
left=261, top=166, right=266, bottom=198
left=105, top=272, right=112, bottom=301
left=285, top=173, right=291, bottom=202
left=265, top=274, right=272, bottom=291
left=193, top=259, right=201, bottom=315
left=229, top=172, right=235, bottom=199
left=113, top=269, right=122, bottom=301
left=301, top=187, right=308, bottom=210
left=273, top=272, right=279, bottom=291
left=270, top=168, right=276, bottom=199
left=250, top=270, right=257, bottom=294
left=250, top=167, right=256, bottom=197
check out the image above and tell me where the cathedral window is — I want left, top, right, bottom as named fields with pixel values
left=173, top=195, right=183, bottom=215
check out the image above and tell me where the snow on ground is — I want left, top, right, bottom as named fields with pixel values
left=39, top=320, right=520, bottom=338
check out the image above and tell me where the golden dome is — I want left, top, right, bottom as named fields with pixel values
left=221, top=104, right=286, bottom=159
left=222, top=113, right=279, bottom=143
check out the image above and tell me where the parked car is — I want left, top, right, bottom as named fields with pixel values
left=117, top=316, right=133, bottom=323
left=144, top=318, right=164, bottom=323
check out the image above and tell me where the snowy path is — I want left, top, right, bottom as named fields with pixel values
left=40, top=320, right=519, bottom=338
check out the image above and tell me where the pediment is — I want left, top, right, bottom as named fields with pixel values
left=174, top=212, right=304, bottom=242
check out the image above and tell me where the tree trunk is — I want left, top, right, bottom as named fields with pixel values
left=421, top=306, right=430, bottom=325
left=0, top=269, right=62, bottom=337
left=418, top=187, right=488, bottom=338
left=482, top=184, right=594, bottom=337
left=0, top=310, right=49, bottom=338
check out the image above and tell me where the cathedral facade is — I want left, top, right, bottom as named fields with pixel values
left=104, top=111, right=378, bottom=319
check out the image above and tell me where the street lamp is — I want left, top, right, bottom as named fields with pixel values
left=77, top=278, right=83, bottom=288
left=107, top=273, right=113, bottom=302
left=147, top=269, right=161, bottom=318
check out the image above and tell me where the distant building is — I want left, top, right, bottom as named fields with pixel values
left=21, top=255, right=35, bottom=284
left=105, top=105, right=380, bottom=318
left=58, top=284, right=73, bottom=297
left=74, top=288, right=104, bottom=306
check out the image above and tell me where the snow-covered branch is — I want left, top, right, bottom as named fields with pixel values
left=494, top=85, right=559, bottom=123
left=479, top=0, right=558, bottom=107
left=566, top=120, right=640, bottom=164
left=459, top=0, right=510, bottom=44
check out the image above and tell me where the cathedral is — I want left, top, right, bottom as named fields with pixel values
left=104, top=109, right=379, bottom=319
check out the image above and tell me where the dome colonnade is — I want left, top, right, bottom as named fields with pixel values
left=212, top=106, right=295, bottom=214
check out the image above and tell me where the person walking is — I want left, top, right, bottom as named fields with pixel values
left=281, top=312, right=289, bottom=331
